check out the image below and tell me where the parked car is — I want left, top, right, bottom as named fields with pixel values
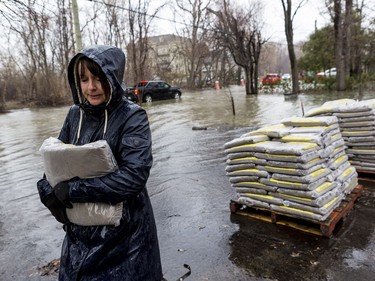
left=316, top=68, right=336, bottom=78
left=281, top=73, right=291, bottom=80
left=261, top=73, right=281, bottom=85
left=125, top=80, right=182, bottom=103
left=124, top=80, right=148, bottom=101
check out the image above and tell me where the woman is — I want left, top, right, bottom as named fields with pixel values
left=37, top=45, right=163, bottom=280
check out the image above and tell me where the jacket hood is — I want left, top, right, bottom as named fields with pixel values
left=67, top=45, right=126, bottom=107
left=67, top=45, right=127, bottom=141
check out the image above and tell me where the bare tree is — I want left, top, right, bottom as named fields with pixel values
left=174, top=0, right=211, bottom=89
left=281, top=0, right=306, bottom=94
left=349, top=0, right=365, bottom=77
left=54, top=0, right=73, bottom=78
left=208, top=0, right=265, bottom=94
left=327, top=0, right=353, bottom=91
left=0, top=0, right=76, bottom=106
left=5, top=1, right=53, bottom=103
left=96, top=0, right=128, bottom=48
left=125, top=0, right=165, bottom=84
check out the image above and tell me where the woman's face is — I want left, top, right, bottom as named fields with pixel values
left=79, top=63, right=108, bottom=106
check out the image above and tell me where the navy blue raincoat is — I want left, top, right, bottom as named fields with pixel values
left=37, top=45, right=163, bottom=280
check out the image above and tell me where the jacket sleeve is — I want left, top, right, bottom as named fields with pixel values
left=67, top=107, right=153, bottom=205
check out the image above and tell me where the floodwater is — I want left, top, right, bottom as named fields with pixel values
left=0, top=86, right=374, bottom=281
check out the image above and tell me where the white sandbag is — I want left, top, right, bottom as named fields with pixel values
left=322, top=99, right=357, bottom=106
left=270, top=187, right=340, bottom=208
left=232, top=181, right=278, bottom=192
left=327, top=161, right=352, bottom=181
left=266, top=158, right=326, bottom=170
left=224, top=135, right=269, bottom=149
left=334, top=165, right=357, bottom=183
left=280, top=129, right=342, bottom=148
left=270, top=196, right=342, bottom=221
left=330, top=146, right=346, bottom=159
left=270, top=167, right=331, bottom=183
left=350, top=160, right=375, bottom=168
left=226, top=156, right=267, bottom=165
left=226, top=151, right=256, bottom=159
left=279, top=132, right=326, bottom=147
left=320, top=143, right=345, bottom=160
left=340, top=173, right=358, bottom=194
left=224, top=141, right=270, bottom=154
left=40, top=137, right=117, bottom=187
left=226, top=168, right=269, bottom=178
left=306, top=99, right=372, bottom=117
left=260, top=176, right=326, bottom=191
left=238, top=197, right=270, bottom=209
left=255, top=150, right=321, bottom=163
left=245, top=123, right=293, bottom=138
left=66, top=202, right=123, bottom=226
left=347, top=142, right=375, bottom=147
left=331, top=103, right=372, bottom=113
left=228, top=176, right=259, bottom=183
left=257, top=163, right=325, bottom=176
left=351, top=165, right=375, bottom=172
left=343, top=126, right=375, bottom=131
left=235, top=187, right=267, bottom=195
left=263, top=141, right=319, bottom=156
left=338, top=115, right=375, bottom=123
left=335, top=110, right=375, bottom=118
left=327, top=154, right=349, bottom=170
left=304, top=99, right=356, bottom=117
left=289, top=123, right=339, bottom=134
left=347, top=147, right=375, bottom=154
left=225, top=163, right=255, bottom=172
left=280, top=193, right=344, bottom=215
left=345, top=136, right=375, bottom=143
left=358, top=98, right=375, bottom=107
left=339, top=121, right=375, bottom=128
left=281, top=116, right=339, bottom=127
left=240, top=193, right=284, bottom=205
left=348, top=154, right=375, bottom=161
left=39, top=137, right=122, bottom=226
left=341, top=129, right=375, bottom=137
left=277, top=181, right=337, bottom=199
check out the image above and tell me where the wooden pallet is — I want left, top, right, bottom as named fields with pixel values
left=357, top=170, right=375, bottom=183
left=230, top=185, right=363, bottom=237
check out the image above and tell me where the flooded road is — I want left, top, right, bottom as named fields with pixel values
left=0, top=87, right=374, bottom=281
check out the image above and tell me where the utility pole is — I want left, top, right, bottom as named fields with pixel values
left=72, top=0, right=82, bottom=50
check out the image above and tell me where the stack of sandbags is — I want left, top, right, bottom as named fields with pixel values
left=305, top=99, right=375, bottom=172
left=224, top=116, right=358, bottom=222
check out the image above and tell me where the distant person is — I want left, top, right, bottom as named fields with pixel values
left=37, top=45, right=163, bottom=280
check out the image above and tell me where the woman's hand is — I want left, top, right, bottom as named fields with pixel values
left=37, top=178, right=71, bottom=225
left=54, top=181, right=73, bottom=208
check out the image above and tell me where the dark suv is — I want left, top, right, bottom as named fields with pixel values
left=125, top=80, right=182, bottom=103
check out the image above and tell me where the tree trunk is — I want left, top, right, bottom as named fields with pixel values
left=0, top=81, right=6, bottom=112
left=288, top=42, right=299, bottom=93
left=282, top=0, right=300, bottom=94
left=244, top=66, right=252, bottom=94
left=333, top=0, right=346, bottom=91
left=72, top=0, right=82, bottom=50
left=343, top=0, right=352, bottom=77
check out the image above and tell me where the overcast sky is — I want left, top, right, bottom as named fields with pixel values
left=81, top=0, right=375, bottom=44
left=149, top=0, right=330, bottom=44
left=262, top=1, right=329, bottom=43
